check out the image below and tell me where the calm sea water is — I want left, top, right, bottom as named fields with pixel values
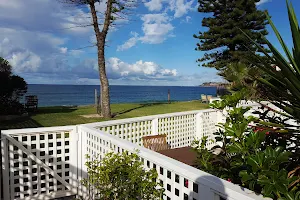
left=25, top=84, right=217, bottom=107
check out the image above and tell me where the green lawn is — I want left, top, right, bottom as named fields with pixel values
left=0, top=101, right=209, bottom=130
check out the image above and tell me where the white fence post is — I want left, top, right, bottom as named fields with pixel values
left=69, top=126, right=79, bottom=194
left=152, top=118, right=158, bottom=135
left=1, top=134, right=10, bottom=200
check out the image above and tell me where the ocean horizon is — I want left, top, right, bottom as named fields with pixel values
left=25, top=84, right=217, bottom=107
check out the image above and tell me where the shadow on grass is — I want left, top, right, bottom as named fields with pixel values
left=0, top=106, right=78, bottom=130
left=35, top=106, right=78, bottom=114
left=112, top=102, right=170, bottom=117
left=0, top=116, right=42, bottom=130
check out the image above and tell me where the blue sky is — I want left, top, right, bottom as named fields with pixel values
left=0, top=0, right=299, bottom=86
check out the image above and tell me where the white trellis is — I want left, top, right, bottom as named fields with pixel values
left=1, top=109, right=269, bottom=200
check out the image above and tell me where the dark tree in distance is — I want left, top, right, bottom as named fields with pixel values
left=0, top=57, right=27, bottom=115
left=194, top=0, right=269, bottom=75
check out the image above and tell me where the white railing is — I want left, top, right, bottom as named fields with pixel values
left=1, top=126, right=78, bottom=200
left=85, top=109, right=221, bottom=149
left=78, top=125, right=266, bottom=200
left=1, top=109, right=268, bottom=200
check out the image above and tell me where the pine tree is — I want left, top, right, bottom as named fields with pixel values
left=194, top=0, right=269, bottom=73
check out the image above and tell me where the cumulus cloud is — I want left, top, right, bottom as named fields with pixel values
left=140, top=13, right=174, bottom=44
left=117, top=13, right=174, bottom=51
left=107, top=57, right=177, bottom=80
left=0, top=38, right=41, bottom=73
left=119, top=0, right=197, bottom=51
left=61, top=57, right=177, bottom=83
left=144, top=0, right=167, bottom=11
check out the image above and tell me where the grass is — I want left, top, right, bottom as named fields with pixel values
left=0, top=101, right=209, bottom=130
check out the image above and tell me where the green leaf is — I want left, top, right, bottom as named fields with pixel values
left=239, top=170, right=254, bottom=182
left=265, top=11, right=300, bottom=75
left=247, top=156, right=260, bottom=172
left=274, top=183, right=288, bottom=194
left=262, top=184, right=274, bottom=197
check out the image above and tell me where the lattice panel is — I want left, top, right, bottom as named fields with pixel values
left=145, top=160, right=204, bottom=200
left=83, top=129, right=227, bottom=200
left=201, top=111, right=218, bottom=149
left=95, top=120, right=152, bottom=146
left=8, top=131, right=71, bottom=199
left=158, top=114, right=196, bottom=148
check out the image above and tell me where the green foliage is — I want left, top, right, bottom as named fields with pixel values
left=194, top=3, right=300, bottom=198
left=194, top=0, right=269, bottom=72
left=192, top=137, right=231, bottom=179
left=239, top=147, right=293, bottom=198
left=245, top=0, right=300, bottom=123
left=81, top=151, right=164, bottom=200
left=278, top=190, right=300, bottom=200
left=0, top=57, right=27, bottom=115
left=210, top=88, right=249, bottom=109
left=194, top=92, right=299, bottom=199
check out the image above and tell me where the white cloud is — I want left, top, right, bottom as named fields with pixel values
left=117, top=32, right=139, bottom=51
left=8, top=51, right=41, bottom=73
left=185, top=16, right=191, bottom=23
left=0, top=38, right=41, bottom=73
left=143, top=0, right=195, bottom=18
left=256, top=0, right=272, bottom=6
left=144, top=0, right=167, bottom=11
left=141, top=13, right=175, bottom=44
left=117, top=13, right=174, bottom=50
left=169, top=0, right=195, bottom=18
left=60, top=47, right=68, bottom=54
left=181, top=15, right=191, bottom=23
left=107, top=57, right=177, bottom=79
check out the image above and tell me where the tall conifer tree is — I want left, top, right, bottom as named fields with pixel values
left=194, top=0, right=269, bottom=73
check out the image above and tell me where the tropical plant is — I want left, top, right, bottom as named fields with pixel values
left=244, top=1, right=300, bottom=193
left=245, top=0, right=300, bottom=123
left=81, top=151, right=164, bottom=200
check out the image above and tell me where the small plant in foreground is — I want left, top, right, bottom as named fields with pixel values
left=81, top=151, right=164, bottom=200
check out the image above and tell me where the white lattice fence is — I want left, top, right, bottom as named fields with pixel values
left=1, top=109, right=267, bottom=200
left=1, top=126, right=78, bottom=200
left=198, top=110, right=221, bottom=149
left=93, top=119, right=153, bottom=146
left=78, top=125, right=267, bottom=200
left=158, top=114, right=196, bottom=148
left=88, top=110, right=217, bottom=149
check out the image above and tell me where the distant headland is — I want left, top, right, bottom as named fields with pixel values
left=200, top=82, right=229, bottom=87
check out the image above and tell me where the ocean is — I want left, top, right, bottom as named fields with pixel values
left=25, top=84, right=217, bottom=107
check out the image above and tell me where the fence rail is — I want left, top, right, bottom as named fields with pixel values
left=1, top=109, right=268, bottom=200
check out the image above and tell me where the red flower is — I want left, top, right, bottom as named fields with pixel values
left=227, top=178, right=232, bottom=182
left=266, top=132, right=270, bottom=135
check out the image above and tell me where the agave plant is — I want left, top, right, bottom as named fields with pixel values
left=244, top=0, right=300, bottom=122
left=243, top=1, right=300, bottom=198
